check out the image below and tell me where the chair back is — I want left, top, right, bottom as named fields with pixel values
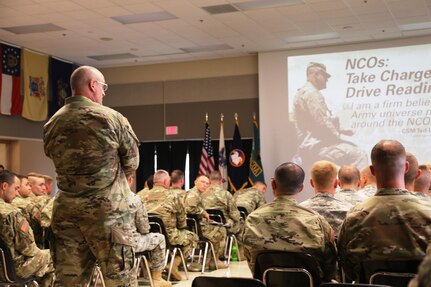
left=360, top=259, right=422, bottom=287
left=320, top=283, right=391, bottom=287
left=237, top=206, right=248, bottom=220
left=206, top=209, right=226, bottom=224
left=148, top=215, right=171, bottom=247
left=0, top=237, right=35, bottom=285
left=186, top=214, right=205, bottom=239
left=253, top=250, right=321, bottom=287
left=191, top=276, right=265, bottom=287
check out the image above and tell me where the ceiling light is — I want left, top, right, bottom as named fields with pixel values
left=111, top=11, right=177, bottom=24
left=202, top=4, right=239, bottom=14
left=234, top=0, right=304, bottom=11
left=285, top=32, right=339, bottom=43
left=1, top=23, right=65, bottom=34
left=399, top=21, right=431, bottom=32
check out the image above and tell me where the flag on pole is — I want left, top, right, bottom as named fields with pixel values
left=249, top=115, right=265, bottom=185
left=228, top=114, right=248, bottom=192
left=199, top=117, right=215, bottom=175
left=218, top=114, right=228, bottom=189
left=0, top=43, right=22, bottom=116
left=22, top=49, right=49, bottom=121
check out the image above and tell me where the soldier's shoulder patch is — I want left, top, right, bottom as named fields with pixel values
left=20, top=220, right=29, bottom=233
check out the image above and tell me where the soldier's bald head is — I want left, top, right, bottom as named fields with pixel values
left=370, top=140, right=407, bottom=188
left=414, top=165, right=431, bottom=193
left=70, top=66, right=104, bottom=95
left=360, top=166, right=376, bottom=185
left=405, top=152, right=419, bottom=185
left=153, top=169, right=170, bottom=188
left=338, top=165, right=360, bottom=186
left=273, top=162, right=304, bottom=195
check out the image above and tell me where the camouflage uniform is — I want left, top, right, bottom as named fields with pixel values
left=170, top=187, right=186, bottom=203
left=293, top=81, right=367, bottom=168
left=130, top=192, right=165, bottom=272
left=338, top=188, right=431, bottom=282
left=334, top=188, right=367, bottom=206
left=233, top=187, right=266, bottom=214
left=40, top=197, right=54, bottom=228
left=408, top=244, right=431, bottom=287
left=358, top=184, right=377, bottom=198
left=202, top=184, right=243, bottom=236
left=411, top=192, right=431, bottom=204
left=184, top=187, right=227, bottom=257
left=0, top=199, right=55, bottom=287
left=140, top=185, right=198, bottom=257
left=11, top=195, right=36, bottom=223
left=43, top=95, right=140, bottom=287
left=300, top=192, right=352, bottom=235
left=243, top=195, right=337, bottom=281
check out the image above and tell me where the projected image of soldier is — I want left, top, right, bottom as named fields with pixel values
left=293, top=62, right=368, bottom=168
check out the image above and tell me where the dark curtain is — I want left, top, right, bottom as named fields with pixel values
left=136, top=142, right=155, bottom=191
left=156, top=142, right=171, bottom=172
left=170, top=141, right=188, bottom=172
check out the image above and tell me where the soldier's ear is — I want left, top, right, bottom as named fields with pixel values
left=415, top=169, right=422, bottom=180
left=271, top=179, right=276, bottom=190
left=310, top=179, right=315, bottom=188
left=298, top=183, right=304, bottom=193
left=370, top=165, right=375, bottom=176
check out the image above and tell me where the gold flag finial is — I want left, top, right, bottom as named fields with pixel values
left=221, top=113, right=224, bottom=123
left=234, top=113, right=239, bottom=124
left=253, top=112, right=256, bottom=121
left=205, top=113, right=208, bottom=123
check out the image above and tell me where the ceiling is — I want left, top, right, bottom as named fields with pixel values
left=1, top=0, right=431, bottom=67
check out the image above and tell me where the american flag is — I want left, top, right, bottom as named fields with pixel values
left=199, top=122, right=216, bottom=175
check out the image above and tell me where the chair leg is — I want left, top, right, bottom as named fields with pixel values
left=94, top=264, right=106, bottom=287
left=209, top=242, right=218, bottom=270
left=202, top=242, right=209, bottom=273
left=163, top=249, right=170, bottom=269
left=177, top=249, right=189, bottom=280
left=141, top=255, right=154, bottom=287
left=226, top=236, right=233, bottom=265
left=190, top=247, right=196, bottom=263
left=167, top=248, right=177, bottom=281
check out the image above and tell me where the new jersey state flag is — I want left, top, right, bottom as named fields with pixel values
left=22, top=49, right=48, bottom=121
left=0, top=44, right=22, bottom=115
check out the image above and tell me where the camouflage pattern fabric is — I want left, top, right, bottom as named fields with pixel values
left=184, top=187, right=227, bottom=257
left=358, top=184, right=377, bottom=198
left=338, top=188, right=431, bottom=282
left=300, top=192, right=352, bottom=236
left=334, top=188, right=368, bottom=206
left=293, top=81, right=368, bottom=168
left=411, top=191, right=431, bottom=204
left=233, top=187, right=266, bottom=214
left=0, top=199, right=55, bottom=287
left=170, top=187, right=186, bottom=204
left=11, top=196, right=35, bottom=223
left=202, top=184, right=243, bottom=236
left=40, top=197, right=54, bottom=228
left=408, top=244, right=431, bottom=287
left=140, top=185, right=198, bottom=256
left=243, top=195, right=337, bottom=281
left=130, top=192, right=165, bottom=272
left=43, top=95, right=140, bottom=287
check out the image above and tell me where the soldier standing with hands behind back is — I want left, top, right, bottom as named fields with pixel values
left=44, top=66, right=140, bottom=286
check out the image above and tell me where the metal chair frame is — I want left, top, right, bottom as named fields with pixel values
left=191, top=275, right=266, bottom=287
left=262, top=267, right=314, bottom=287
left=134, top=251, right=154, bottom=287
left=186, top=214, right=219, bottom=273
left=148, top=215, right=189, bottom=281
left=237, top=206, right=248, bottom=220
left=206, top=209, right=241, bottom=264
left=86, top=263, right=106, bottom=287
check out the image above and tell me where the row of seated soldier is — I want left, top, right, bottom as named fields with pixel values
left=0, top=138, right=430, bottom=286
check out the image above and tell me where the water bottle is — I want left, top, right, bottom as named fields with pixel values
left=231, top=245, right=238, bottom=262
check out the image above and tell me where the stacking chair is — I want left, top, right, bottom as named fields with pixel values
left=206, top=209, right=241, bottom=264
left=148, top=215, right=189, bottom=281
left=237, top=206, right=248, bottom=220
left=253, top=250, right=321, bottom=287
left=0, top=238, right=39, bottom=286
left=191, top=276, right=265, bottom=287
left=186, top=214, right=219, bottom=272
left=360, top=259, right=422, bottom=287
